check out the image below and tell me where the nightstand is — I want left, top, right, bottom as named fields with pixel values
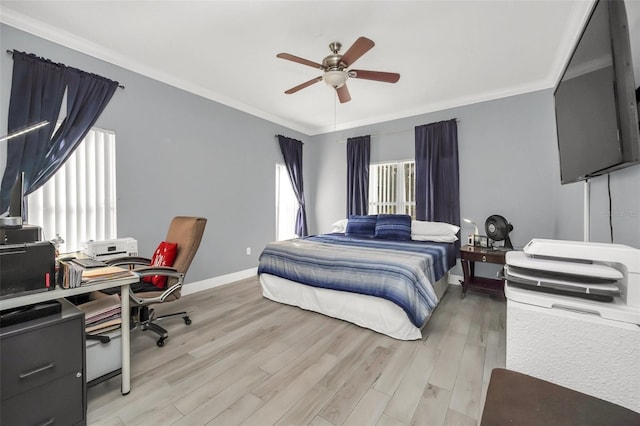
left=459, top=245, right=510, bottom=299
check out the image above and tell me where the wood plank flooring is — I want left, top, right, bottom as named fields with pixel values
left=87, top=277, right=506, bottom=426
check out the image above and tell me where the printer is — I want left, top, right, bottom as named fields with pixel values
left=81, top=237, right=138, bottom=262
left=504, top=239, right=640, bottom=412
left=504, top=238, right=640, bottom=324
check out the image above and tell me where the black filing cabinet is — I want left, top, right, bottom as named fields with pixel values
left=0, top=298, right=86, bottom=425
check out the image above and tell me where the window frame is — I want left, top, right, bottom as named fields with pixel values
left=368, top=159, right=416, bottom=218
left=275, top=163, right=298, bottom=241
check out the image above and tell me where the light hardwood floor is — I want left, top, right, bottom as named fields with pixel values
left=87, top=277, right=506, bottom=426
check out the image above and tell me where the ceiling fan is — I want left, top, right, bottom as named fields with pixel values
left=277, top=36, right=400, bottom=103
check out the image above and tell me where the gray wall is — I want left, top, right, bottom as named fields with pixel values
left=307, top=91, right=561, bottom=246
left=0, top=23, right=308, bottom=284
left=306, top=89, right=640, bottom=278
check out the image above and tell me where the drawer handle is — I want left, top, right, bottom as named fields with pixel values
left=37, top=418, right=55, bottom=426
left=19, top=363, right=54, bottom=379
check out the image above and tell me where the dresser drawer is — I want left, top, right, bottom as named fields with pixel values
left=1, top=371, right=85, bottom=426
left=1, top=317, right=83, bottom=399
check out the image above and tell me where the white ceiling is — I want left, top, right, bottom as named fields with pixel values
left=0, top=1, right=600, bottom=135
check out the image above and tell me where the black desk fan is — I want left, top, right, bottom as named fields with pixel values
left=485, top=215, right=514, bottom=249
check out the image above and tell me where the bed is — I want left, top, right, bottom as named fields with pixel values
left=258, top=229, right=457, bottom=340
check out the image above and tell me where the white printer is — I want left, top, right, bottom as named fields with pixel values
left=81, top=237, right=138, bottom=261
left=505, top=238, right=640, bottom=324
left=504, top=239, right=640, bottom=412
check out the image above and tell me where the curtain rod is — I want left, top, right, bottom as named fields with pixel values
left=6, top=49, right=125, bottom=89
left=274, top=134, right=304, bottom=144
left=336, top=118, right=459, bottom=144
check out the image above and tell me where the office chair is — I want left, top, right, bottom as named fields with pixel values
left=104, top=216, right=207, bottom=346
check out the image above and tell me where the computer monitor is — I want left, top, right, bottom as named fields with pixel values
left=0, top=173, right=26, bottom=229
left=8, top=172, right=24, bottom=219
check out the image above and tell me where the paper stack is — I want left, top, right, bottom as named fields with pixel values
left=77, top=294, right=122, bottom=334
left=58, top=260, right=133, bottom=288
left=82, top=266, right=133, bottom=284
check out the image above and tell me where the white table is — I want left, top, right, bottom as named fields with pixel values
left=0, top=274, right=139, bottom=395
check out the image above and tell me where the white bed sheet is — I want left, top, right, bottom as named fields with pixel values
left=259, top=272, right=450, bottom=340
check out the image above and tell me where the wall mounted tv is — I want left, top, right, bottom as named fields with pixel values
left=554, top=0, right=640, bottom=185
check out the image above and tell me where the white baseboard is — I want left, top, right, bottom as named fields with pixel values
left=182, top=268, right=462, bottom=296
left=449, top=273, right=463, bottom=286
left=181, top=267, right=257, bottom=296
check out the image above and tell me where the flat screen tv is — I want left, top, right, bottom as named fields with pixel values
left=554, top=0, right=640, bottom=184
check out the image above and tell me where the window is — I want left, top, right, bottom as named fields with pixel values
left=27, top=127, right=117, bottom=253
left=275, top=163, right=298, bottom=241
left=368, top=160, right=416, bottom=218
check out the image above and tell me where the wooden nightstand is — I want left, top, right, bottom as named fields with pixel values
left=459, top=245, right=510, bottom=299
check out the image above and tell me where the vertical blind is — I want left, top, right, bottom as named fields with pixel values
left=27, top=127, right=117, bottom=252
left=403, top=161, right=416, bottom=218
left=368, top=161, right=416, bottom=218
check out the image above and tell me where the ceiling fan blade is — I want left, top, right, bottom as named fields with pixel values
left=284, top=76, right=323, bottom=94
left=277, top=53, right=324, bottom=70
left=336, top=84, right=351, bottom=103
left=350, top=69, right=400, bottom=83
left=340, top=37, right=375, bottom=67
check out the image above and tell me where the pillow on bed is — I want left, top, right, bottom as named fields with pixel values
left=375, top=214, right=412, bottom=240
left=411, top=220, right=459, bottom=242
left=346, top=215, right=378, bottom=237
left=411, top=233, right=459, bottom=242
left=330, top=218, right=348, bottom=233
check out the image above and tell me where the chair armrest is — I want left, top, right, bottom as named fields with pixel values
left=128, top=266, right=185, bottom=305
left=106, top=256, right=152, bottom=268
left=134, top=266, right=179, bottom=276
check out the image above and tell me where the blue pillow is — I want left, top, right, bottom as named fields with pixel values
left=346, top=215, right=378, bottom=237
left=375, top=214, right=412, bottom=240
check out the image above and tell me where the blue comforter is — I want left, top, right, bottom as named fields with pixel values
left=258, top=234, right=455, bottom=327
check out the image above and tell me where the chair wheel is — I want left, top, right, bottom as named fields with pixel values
left=157, top=338, right=166, bottom=347
left=184, top=316, right=192, bottom=325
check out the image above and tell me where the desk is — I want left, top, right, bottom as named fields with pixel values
left=0, top=274, right=139, bottom=395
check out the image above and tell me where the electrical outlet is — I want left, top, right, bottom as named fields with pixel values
left=246, top=247, right=251, bottom=255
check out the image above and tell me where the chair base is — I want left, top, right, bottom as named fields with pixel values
left=134, top=306, right=191, bottom=347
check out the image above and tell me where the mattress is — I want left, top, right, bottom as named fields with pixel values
left=260, top=272, right=450, bottom=340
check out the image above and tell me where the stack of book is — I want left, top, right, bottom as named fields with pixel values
left=58, top=262, right=133, bottom=288
left=58, top=260, right=84, bottom=289
left=77, top=294, right=122, bottom=334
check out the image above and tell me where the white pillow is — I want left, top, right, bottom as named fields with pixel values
left=411, top=234, right=459, bottom=242
left=411, top=220, right=460, bottom=236
left=330, top=218, right=348, bottom=233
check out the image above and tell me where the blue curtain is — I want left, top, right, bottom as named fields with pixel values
left=278, top=135, right=308, bottom=237
left=30, top=67, right=119, bottom=190
left=0, top=51, right=119, bottom=214
left=346, top=135, right=371, bottom=216
left=415, top=119, right=460, bottom=250
left=0, top=52, right=66, bottom=212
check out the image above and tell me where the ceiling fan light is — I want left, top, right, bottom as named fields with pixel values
left=323, top=70, right=347, bottom=88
